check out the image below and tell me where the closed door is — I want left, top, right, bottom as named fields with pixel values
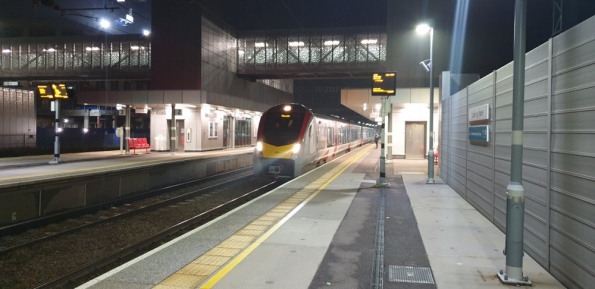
left=405, top=122, right=426, bottom=159
left=176, top=120, right=184, bottom=152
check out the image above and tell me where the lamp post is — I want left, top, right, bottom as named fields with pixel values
left=416, top=23, right=435, bottom=184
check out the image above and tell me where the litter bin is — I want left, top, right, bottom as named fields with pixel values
left=154, top=134, right=166, bottom=151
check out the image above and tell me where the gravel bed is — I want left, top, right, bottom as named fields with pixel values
left=0, top=175, right=274, bottom=289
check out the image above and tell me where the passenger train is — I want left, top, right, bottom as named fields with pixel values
left=254, top=103, right=376, bottom=178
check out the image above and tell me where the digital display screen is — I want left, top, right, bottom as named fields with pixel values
left=38, top=84, right=68, bottom=99
left=52, top=84, right=68, bottom=99
left=37, top=85, right=51, bottom=98
left=371, top=72, right=396, bottom=96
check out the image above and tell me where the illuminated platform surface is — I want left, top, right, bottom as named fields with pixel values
left=78, top=146, right=563, bottom=289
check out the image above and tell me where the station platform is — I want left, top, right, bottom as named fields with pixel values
left=78, top=145, right=565, bottom=289
left=0, top=147, right=254, bottom=225
left=0, top=148, right=253, bottom=187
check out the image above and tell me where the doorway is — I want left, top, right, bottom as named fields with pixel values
left=223, top=116, right=232, bottom=148
left=405, top=122, right=426, bottom=159
left=166, top=119, right=185, bottom=152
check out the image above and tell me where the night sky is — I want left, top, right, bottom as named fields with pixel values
left=4, top=0, right=595, bottom=77
left=218, top=0, right=595, bottom=77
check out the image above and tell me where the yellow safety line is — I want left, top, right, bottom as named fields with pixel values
left=197, top=145, right=372, bottom=289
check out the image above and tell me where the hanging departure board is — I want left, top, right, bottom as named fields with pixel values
left=371, top=72, right=397, bottom=96
left=38, top=84, right=68, bottom=99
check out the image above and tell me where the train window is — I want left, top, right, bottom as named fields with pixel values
left=262, top=113, right=305, bottom=146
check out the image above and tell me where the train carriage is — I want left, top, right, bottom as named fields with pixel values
left=254, top=103, right=375, bottom=178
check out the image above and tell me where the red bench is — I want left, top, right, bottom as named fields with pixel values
left=127, top=137, right=151, bottom=154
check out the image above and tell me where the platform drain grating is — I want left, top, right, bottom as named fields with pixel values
left=388, top=265, right=435, bottom=284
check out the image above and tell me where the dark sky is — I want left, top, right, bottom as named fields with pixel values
left=3, top=0, right=595, bottom=77
left=218, top=0, right=595, bottom=77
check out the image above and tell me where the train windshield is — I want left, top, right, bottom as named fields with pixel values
left=262, top=113, right=306, bottom=146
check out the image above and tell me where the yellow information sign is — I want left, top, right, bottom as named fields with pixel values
left=38, top=83, right=68, bottom=99
left=371, top=72, right=397, bottom=96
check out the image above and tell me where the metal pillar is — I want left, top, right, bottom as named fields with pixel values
left=553, top=0, right=563, bottom=36
left=427, top=27, right=436, bottom=184
left=170, top=104, right=176, bottom=154
left=125, top=105, right=131, bottom=154
left=498, top=0, right=532, bottom=285
left=376, top=96, right=390, bottom=187
left=49, top=100, right=61, bottom=164
left=84, top=109, right=89, bottom=130
left=387, top=107, right=393, bottom=160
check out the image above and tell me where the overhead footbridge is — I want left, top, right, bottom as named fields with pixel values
left=0, top=27, right=386, bottom=81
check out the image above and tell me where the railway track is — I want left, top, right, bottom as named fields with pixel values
left=0, top=170, right=280, bottom=289
left=0, top=167, right=253, bottom=238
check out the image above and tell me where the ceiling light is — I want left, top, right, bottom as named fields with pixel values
left=416, top=23, right=432, bottom=35
left=238, top=50, right=245, bottom=55
left=99, top=19, right=110, bottom=29
left=85, top=47, right=100, bottom=51
left=255, top=42, right=266, bottom=48
left=131, top=46, right=140, bottom=50
left=288, top=41, right=305, bottom=47
left=361, top=39, right=378, bottom=45
left=143, top=29, right=150, bottom=36
left=324, top=40, right=340, bottom=46
left=2, top=49, right=11, bottom=53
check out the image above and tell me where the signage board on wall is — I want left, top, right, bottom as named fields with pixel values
left=468, top=125, right=489, bottom=142
left=468, top=104, right=490, bottom=122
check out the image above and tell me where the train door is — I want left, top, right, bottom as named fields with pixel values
left=309, top=123, right=316, bottom=154
left=405, top=121, right=426, bottom=159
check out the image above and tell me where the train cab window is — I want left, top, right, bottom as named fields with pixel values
left=262, top=113, right=305, bottom=146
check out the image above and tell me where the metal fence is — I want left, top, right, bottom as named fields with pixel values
left=440, top=16, right=595, bottom=289
left=0, top=35, right=150, bottom=79
left=237, top=28, right=387, bottom=77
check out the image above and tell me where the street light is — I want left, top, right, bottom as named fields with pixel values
left=416, top=22, right=436, bottom=184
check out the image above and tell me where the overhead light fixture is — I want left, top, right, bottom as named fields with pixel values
left=255, top=42, right=266, bottom=48
left=2, top=49, right=11, bottom=53
left=324, top=40, right=340, bottom=46
left=43, top=48, right=56, bottom=52
left=99, top=18, right=110, bottom=29
left=238, top=50, right=245, bottom=55
left=131, top=46, right=140, bottom=50
left=143, top=29, right=150, bottom=36
left=416, top=23, right=432, bottom=35
left=85, top=47, right=100, bottom=51
left=361, top=39, right=378, bottom=45
left=288, top=41, right=305, bottom=47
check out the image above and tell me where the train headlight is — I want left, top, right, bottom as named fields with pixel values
left=256, top=141, right=263, bottom=152
left=292, top=143, right=301, bottom=154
